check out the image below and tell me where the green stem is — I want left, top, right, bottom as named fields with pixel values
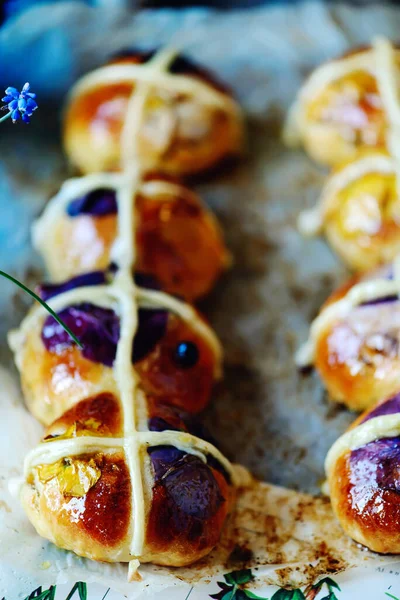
left=0, top=270, right=83, bottom=348
left=0, top=111, right=12, bottom=123
left=65, top=583, right=79, bottom=600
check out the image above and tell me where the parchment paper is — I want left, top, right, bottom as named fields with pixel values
left=0, top=369, right=381, bottom=597
left=1, top=1, right=400, bottom=597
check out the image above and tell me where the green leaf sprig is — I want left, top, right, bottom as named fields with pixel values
left=310, top=576, right=341, bottom=600
left=2, top=581, right=89, bottom=600
left=0, top=270, right=83, bottom=349
left=65, top=582, right=87, bottom=600
left=269, top=591, right=305, bottom=600
left=25, top=585, right=56, bottom=600
left=210, top=569, right=267, bottom=600
left=210, top=570, right=342, bottom=600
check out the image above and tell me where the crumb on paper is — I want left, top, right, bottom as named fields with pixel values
left=128, top=559, right=142, bottom=582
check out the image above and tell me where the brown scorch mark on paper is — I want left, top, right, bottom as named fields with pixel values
left=148, top=476, right=374, bottom=589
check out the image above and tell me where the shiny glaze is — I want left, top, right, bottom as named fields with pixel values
left=64, top=53, right=242, bottom=176
left=324, top=161, right=400, bottom=272
left=135, top=190, right=228, bottom=300
left=43, top=179, right=228, bottom=302
left=42, top=303, right=121, bottom=367
left=21, top=307, right=216, bottom=425
left=41, top=303, right=168, bottom=368
left=307, top=69, right=386, bottom=153
left=146, top=449, right=230, bottom=562
left=135, top=313, right=216, bottom=414
left=315, top=269, right=400, bottom=411
left=50, top=212, right=117, bottom=277
left=21, top=334, right=117, bottom=426
left=44, top=393, right=124, bottom=439
left=330, top=435, right=400, bottom=553
left=288, top=44, right=400, bottom=166
left=79, top=454, right=131, bottom=546
left=66, top=81, right=131, bottom=172
left=146, top=399, right=217, bottom=446
left=34, top=452, right=132, bottom=551
left=29, top=436, right=229, bottom=564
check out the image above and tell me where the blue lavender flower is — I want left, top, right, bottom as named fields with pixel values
left=1, top=82, right=38, bottom=124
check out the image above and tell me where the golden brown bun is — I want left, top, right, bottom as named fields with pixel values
left=328, top=394, right=400, bottom=553
left=22, top=450, right=133, bottom=562
left=37, top=176, right=230, bottom=302
left=21, top=393, right=233, bottom=566
left=315, top=266, right=400, bottom=412
left=321, top=151, right=400, bottom=272
left=20, top=327, right=118, bottom=426
left=290, top=47, right=387, bottom=167
left=63, top=52, right=244, bottom=177
left=22, top=457, right=232, bottom=566
left=329, top=451, right=400, bottom=554
left=14, top=307, right=218, bottom=426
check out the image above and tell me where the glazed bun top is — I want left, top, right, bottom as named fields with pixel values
left=284, top=37, right=400, bottom=167
left=63, top=47, right=244, bottom=177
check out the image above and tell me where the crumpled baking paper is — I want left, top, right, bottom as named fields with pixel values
left=0, top=367, right=387, bottom=597
left=1, top=0, right=400, bottom=597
